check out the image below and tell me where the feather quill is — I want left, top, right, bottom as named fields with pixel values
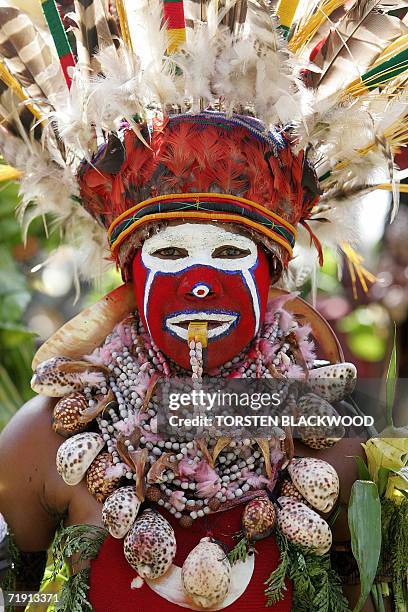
left=315, top=0, right=383, bottom=84
left=309, top=1, right=407, bottom=96
left=73, top=0, right=119, bottom=73
left=0, top=1, right=65, bottom=109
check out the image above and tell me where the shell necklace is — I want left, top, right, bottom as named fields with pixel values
left=30, top=301, right=355, bottom=609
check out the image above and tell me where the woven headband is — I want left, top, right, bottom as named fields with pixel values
left=107, top=193, right=297, bottom=258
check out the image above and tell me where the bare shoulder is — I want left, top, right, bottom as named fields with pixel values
left=0, top=395, right=104, bottom=551
left=0, top=396, right=91, bottom=551
left=0, top=394, right=57, bottom=453
left=0, top=395, right=63, bottom=489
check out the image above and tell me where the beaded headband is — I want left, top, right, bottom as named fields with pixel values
left=107, top=193, right=298, bottom=259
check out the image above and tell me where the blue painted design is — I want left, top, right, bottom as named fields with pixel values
left=164, top=308, right=240, bottom=343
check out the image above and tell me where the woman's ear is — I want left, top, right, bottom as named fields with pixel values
left=269, top=256, right=283, bottom=285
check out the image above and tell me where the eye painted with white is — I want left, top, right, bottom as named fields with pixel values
left=212, top=245, right=252, bottom=259
left=150, top=247, right=189, bottom=260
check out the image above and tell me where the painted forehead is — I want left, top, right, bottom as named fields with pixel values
left=141, top=223, right=258, bottom=273
left=142, top=223, right=257, bottom=252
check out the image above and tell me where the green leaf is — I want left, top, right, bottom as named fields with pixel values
left=55, top=569, right=92, bottom=612
left=266, top=530, right=350, bottom=611
left=377, top=467, right=391, bottom=497
left=228, top=537, right=249, bottom=565
left=348, top=480, right=382, bottom=612
left=371, top=583, right=386, bottom=612
left=353, top=456, right=371, bottom=481
left=0, top=363, right=23, bottom=407
left=52, top=523, right=108, bottom=579
left=385, top=325, right=397, bottom=428
left=264, top=531, right=290, bottom=606
left=0, top=248, right=31, bottom=323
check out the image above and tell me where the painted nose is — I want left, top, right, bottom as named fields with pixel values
left=177, top=271, right=223, bottom=300
left=192, top=283, right=210, bottom=298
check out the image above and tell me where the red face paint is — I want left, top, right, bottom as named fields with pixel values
left=132, top=224, right=271, bottom=371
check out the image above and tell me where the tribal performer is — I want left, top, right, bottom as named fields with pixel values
left=0, top=1, right=407, bottom=611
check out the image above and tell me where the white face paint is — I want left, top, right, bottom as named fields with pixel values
left=165, top=312, right=238, bottom=341
left=141, top=224, right=261, bottom=339
left=141, top=224, right=258, bottom=272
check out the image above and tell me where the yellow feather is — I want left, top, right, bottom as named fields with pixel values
left=116, top=0, right=134, bottom=51
left=288, top=0, right=344, bottom=53
left=0, top=61, right=42, bottom=121
left=276, top=0, right=301, bottom=31
left=0, top=164, right=21, bottom=181
left=341, top=243, right=376, bottom=298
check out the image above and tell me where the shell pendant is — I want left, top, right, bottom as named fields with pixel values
left=144, top=554, right=255, bottom=610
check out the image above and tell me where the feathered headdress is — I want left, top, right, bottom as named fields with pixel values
left=0, top=0, right=407, bottom=288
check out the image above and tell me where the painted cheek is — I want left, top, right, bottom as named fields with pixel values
left=253, top=246, right=272, bottom=326
left=132, top=251, right=149, bottom=327
left=144, top=269, right=258, bottom=369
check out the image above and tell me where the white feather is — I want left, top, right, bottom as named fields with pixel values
left=51, top=71, right=95, bottom=158
left=127, top=0, right=181, bottom=107
left=88, top=44, right=144, bottom=132
left=174, top=21, right=221, bottom=107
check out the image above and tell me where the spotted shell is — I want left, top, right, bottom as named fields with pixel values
left=288, top=457, right=339, bottom=513
left=277, top=496, right=332, bottom=555
left=300, top=436, right=338, bottom=451
left=297, top=393, right=345, bottom=450
left=56, top=432, right=105, bottom=486
left=86, top=452, right=123, bottom=503
left=308, top=363, right=357, bottom=402
left=31, top=357, right=72, bottom=396
left=52, top=392, right=88, bottom=437
left=124, top=509, right=176, bottom=579
left=145, top=486, right=162, bottom=503
left=242, top=497, right=276, bottom=541
left=31, top=356, right=107, bottom=397
left=181, top=537, right=231, bottom=609
left=102, top=486, right=141, bottom=539
left=280, top=479, right=311, bottom=506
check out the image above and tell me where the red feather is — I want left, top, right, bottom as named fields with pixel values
left=79, top=119, right=306, bottom=247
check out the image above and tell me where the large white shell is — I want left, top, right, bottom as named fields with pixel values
left=124, top=509, right=176, bottom=579
left=181, top=537, right=231, bottom=609
left=288, top=457, right=339, bottom=513
left=277, top=496, right=332, bottom=555
left=146, top=555, right=254, bottom=610
left=102, top=486, right=141, bottom=539
left=56, top=432, right=105, bottom=485
left=308, top=363, right=357, bottom=402
left=32, top=284, right=135, bottom=370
